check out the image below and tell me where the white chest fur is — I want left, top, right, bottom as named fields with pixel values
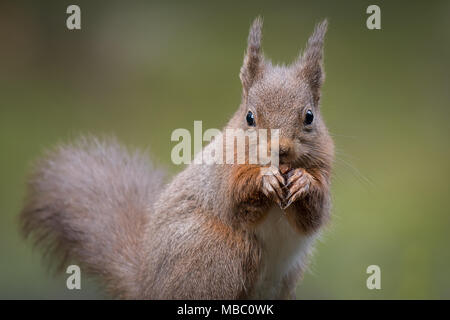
left=251, top=206, right=317, bottom=299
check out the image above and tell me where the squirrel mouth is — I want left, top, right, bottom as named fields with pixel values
left=279, top=163, right=291, bottom=175
left=278, top=155, right=308, bottom=171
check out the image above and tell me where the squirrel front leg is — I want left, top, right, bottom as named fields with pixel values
left=228, top=164, right=285, bottom=225
left=283, top=168, right=330, bottom=234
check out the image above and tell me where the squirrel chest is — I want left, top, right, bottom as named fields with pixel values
left=250, top=206, right=317, bottom=299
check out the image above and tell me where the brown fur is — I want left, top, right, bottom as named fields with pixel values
left=20, top=17, right=334, bottom=299
left=20, top=137, right=166, bottom=298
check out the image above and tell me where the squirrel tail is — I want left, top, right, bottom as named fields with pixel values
left=20, top=136, right=166, bottom=298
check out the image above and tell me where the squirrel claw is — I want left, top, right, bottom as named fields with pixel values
left=278, top=201, right=286, bottom=210
left=282, top=168, right=313, bottom=209
left=281, top=199, right=293, bottom=210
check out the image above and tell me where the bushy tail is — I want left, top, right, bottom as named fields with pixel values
left=20, top=137, right=166, bottom=298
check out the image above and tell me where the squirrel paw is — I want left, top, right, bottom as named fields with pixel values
left=260, top=166, right=285, bottom=208
left=282, top=168, right=314, bottom=209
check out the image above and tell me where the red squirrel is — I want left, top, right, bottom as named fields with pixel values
left=20, top=17, right=334, bottom=299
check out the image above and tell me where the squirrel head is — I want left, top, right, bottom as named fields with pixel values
left=231, top=17, right=334, bottom=170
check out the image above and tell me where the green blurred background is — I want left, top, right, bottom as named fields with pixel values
left=1, top=0, right=449, bottom=299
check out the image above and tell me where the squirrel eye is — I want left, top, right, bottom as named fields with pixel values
left=304, top=109, right=314, bottom=125
left=246, top=111, right=256, bottom=126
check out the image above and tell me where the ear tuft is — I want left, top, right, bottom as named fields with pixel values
left=298, top=19, right=328, bottom=105
left=240, top=17, right=264, bottom=98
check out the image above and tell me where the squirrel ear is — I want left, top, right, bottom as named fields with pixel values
left=240, top=17, right=264, bottom=98
left=296, top=19, right=328, bottom=105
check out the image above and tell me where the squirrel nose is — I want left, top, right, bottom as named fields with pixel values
left=275, top=138, right=293, bottom=162
left=279, top=145, right=291, bottom=158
